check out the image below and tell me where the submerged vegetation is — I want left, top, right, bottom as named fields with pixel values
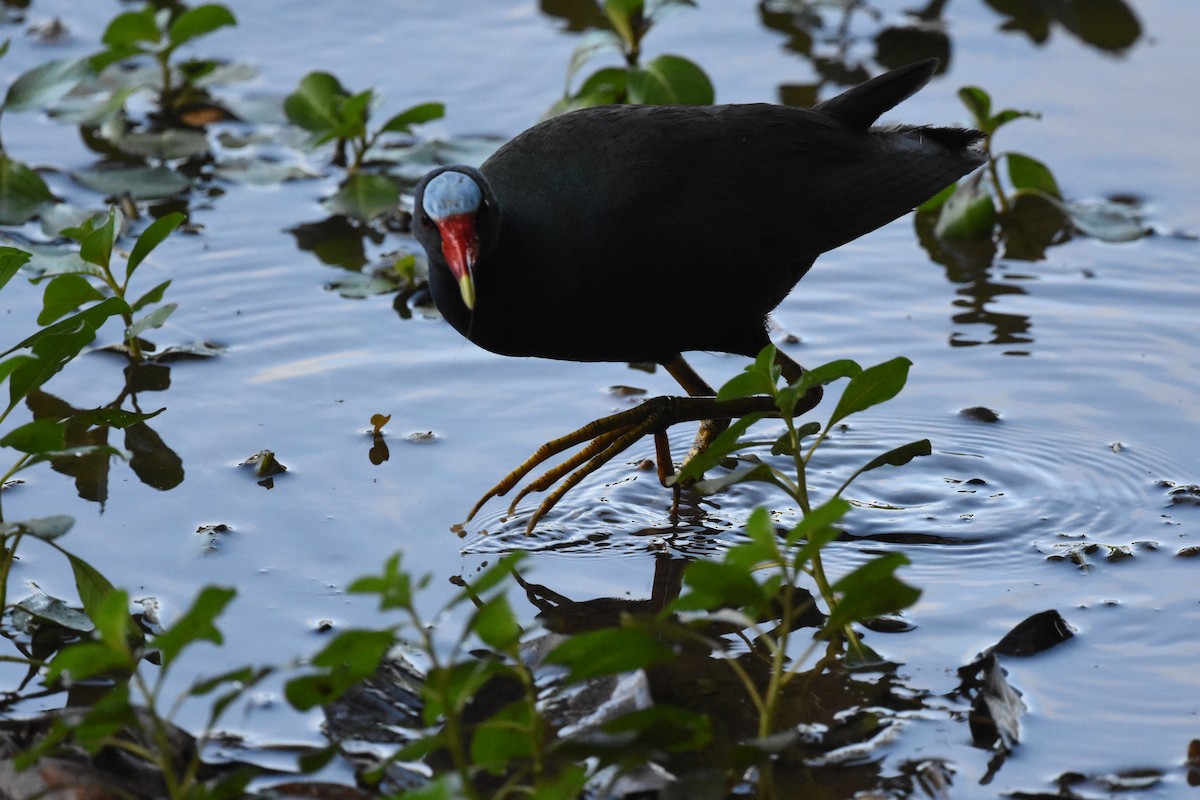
left=0, top=0, right=1183, bottom=799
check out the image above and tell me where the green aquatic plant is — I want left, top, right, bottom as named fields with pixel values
left=928, top=84, right=1146, bottom=255
left=285, top=71, right=444, bottom=221
left=93, top=3, right=238, bottom=127
left=550, top=0, right=714, bottom=115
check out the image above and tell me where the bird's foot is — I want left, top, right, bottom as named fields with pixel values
left=467, top=389, right=821, bottom=535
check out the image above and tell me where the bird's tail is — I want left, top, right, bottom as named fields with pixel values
left=813, top=59, right=940, bottom=130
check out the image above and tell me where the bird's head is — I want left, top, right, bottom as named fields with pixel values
left=413, top=167, right=496, bottom=312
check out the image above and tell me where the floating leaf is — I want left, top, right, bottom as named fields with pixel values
left=111, top=128, right=211, bottom=160
left=0, top=154, right=56, bottom=225
left=4, top=56, right=93, bottom=112
left=14, top=592, right=94, bottom=633
left=935, top=173, right=996, bottom=241
left=1060, top=198, right=1146, bottom=242
left=213, top=157, right=318, bottom=185
left=71, top=165, right=190, bottom=199
left=324, top=173, right=400, bottom=221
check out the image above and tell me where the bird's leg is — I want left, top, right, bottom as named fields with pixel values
left=466, top=349, right=823, bottom=534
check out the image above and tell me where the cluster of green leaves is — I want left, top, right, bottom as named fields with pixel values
left=675, top=347, right=925, bottom=665
left=7, top=531, right=266, bottom=800
left=925, top=85, right=1145, bottom=256
left=284, top=72, right=445, bottom=220
left=93, top=3, right=238, bottom=125
left=550, top=0, right=714, bottom=115
left=0, top=4, right=241, bottom=224
left=0, top=211, right=182, bottom=519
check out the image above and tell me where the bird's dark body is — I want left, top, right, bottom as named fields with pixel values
left=417, top=60, right=983, bottom=364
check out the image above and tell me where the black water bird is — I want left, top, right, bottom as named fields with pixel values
left=412, top=59, right=984, bottom=530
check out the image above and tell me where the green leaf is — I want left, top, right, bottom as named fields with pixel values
left=348, top=553, right=417, bottom=609
left=337, top=90, right=373, bottom=140
left=101, top=9, right=160, bottom=49
left=65, top=551, right=119, bottom=622
left=167, top=4, right=237, bottom=48
left=563, top=31, right=625, bottom=94
left=4, top=56, right=93, bottom=112
left=126, top=302, right=177, bottom=341
left=0, top=246, right=31, bottom=292
left=571, top=66, right=628, bottom=106
left=957, top=86, right=992, bottom=131
left=934, top=173, right=997, bottom=241
left=673, top=558, right=768, bottom=613
left=723, top=506, right=782, bottom=570
left=673, top=412, right=763, bottom=483
left=471, top=594, right=522, bottom=651
left=604, top=0, right=644, bottom=50
left=452, top=552, right=523, bottom=605
left=470, top=701, right=535, bottom=773
left=693, top=459, right=784, bottom=495
left=422, top=660, right=499, bottom=723
left=378, top=101, right=445, bottom=133
left=0, top=514, right=74, bottom=541
left=46, top=641, right=134, bottom=684
left=112, top=128, right=211, bottom=161
left=828, top=357, right=911, bottom=427
left=70, top=684, right=137, bottom=753
left=0, top=153, right=56, bottom=225
left=284, top=71, right=349, bottom=135
left=546, top=626, right=675, bottom=684
left=1061, top=198, right=1146, bottom=243
left=628, top=55, right=714, bottom=105
left=1006, top=152, right=1060, bottom=198
left=2, top=296, right=129, bottom=359
left=6, top=322, right=97, bottom=415
left=37, top=274, right=106, bottom=325
left=130, top=280, right=172, bottom=313
left=0, top=418, right=66, bottom=453
left=716, top=345, right=778, bottom=402
left=323, top=173, right=400, bottom=221
left=153, top=585, right=236, bottom=668
left=285, top=629, right=394, bottom=710
left=79, top=210, right=116, bottom=270
left=824, top=553, right=920, bottom=632
left=597, top=705, right=710, bottom=753
left=860, top=439, right=932, bottom=473
left=71, top=165, right=191, bottom=199
left=789, top=497, right=851, bottom=565
left=777, top=358, right=861, bottom=418
left=991, top=108, right=1040, bottom=129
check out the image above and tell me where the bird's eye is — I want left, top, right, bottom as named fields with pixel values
left=420, top=213, right=434, bottom=231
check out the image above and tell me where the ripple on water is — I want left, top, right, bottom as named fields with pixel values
left=459, top=411, right=1195, bottom=571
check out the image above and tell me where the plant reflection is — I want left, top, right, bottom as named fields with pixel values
left=915, top=208, right=1034, bottom=351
